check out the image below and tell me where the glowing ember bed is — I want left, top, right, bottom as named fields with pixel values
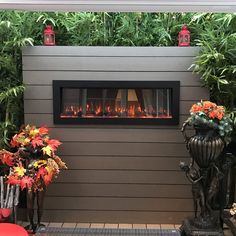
left=53, top=81, right=180, bottom=125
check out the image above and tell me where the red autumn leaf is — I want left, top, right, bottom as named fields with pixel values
left=31, top=137, right=44, bottom=148
left=38, top=127, right=49, bottom=134
left=10, top=134, right=19, bottom=148
left=47, top=139, right=62, bottom=150
left=2, top=153, right=14, bottom=166
left=5, top=175, right=20, bottom=185
left=20, top=176, right=33, bottom=190
left=43, top=174, right=52, bottom=186
left=36, top=167, right=48, bottom=179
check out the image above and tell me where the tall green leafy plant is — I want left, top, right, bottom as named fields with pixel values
left=192, top=13, right=236, bottom=142
left=0, top=16, right=33, bottom=149
left=0, top=86, right=25, bottom=148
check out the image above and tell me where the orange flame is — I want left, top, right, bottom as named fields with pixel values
left=128, top=105, right=135, bottom=116
left=61, top=103, right=172, bottom=119
left=95, top=106, right=101, bottom=115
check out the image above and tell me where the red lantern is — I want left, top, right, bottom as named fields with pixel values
left=44, top=25, right=55, bottom=46
left=178, top=25, right=190, bottom=47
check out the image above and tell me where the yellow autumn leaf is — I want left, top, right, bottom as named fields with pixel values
left=22, top=138, right=31, bottom=145
left=17, top=136, right=27, bottom=145
left=42, top=146, right=53, bottom=156
left=45, top=166, right=53, bottom=175
left=33, top=160, right=47, bottom=168
left=25, top=124, right=33, bottom=130
left=29, top=128, right=39, bottom=137
left=14, top=166, right=26, bottom=177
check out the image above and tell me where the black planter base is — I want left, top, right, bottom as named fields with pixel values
left=180, top=218, right=224, bottom=236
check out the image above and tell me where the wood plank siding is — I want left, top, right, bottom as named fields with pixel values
left=22, top=46, right=209, bottom=223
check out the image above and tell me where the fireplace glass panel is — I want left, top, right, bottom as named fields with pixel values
left=61, top=88, right=172, bottom=119
left=53, top=81, right=179, bottom=125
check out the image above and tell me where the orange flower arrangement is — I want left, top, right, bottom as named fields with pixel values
left=188, top=100, right=232, bottom=140
left=190, top=101, right=225, bottom=121
left=0, top=125, right=67, bottom=191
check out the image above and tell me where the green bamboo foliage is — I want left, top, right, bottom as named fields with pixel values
left=0, top=11, right=233, bottom=47
left=191, top=13, right=236, bottom=140
left=0, top=11, right=235, bottom=147
left=0, top=13, right=33, bottom=149
left=0, top=11, right=234, bottom=47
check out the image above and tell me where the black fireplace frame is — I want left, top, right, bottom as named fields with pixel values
left=53, top=80, right=180, bottom=125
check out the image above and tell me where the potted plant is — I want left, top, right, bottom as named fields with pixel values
left=180, top=100, right=233, bottom=235
left=182, top=100, right=232, bottom=168
left=0, top=125, right=67, bottom=233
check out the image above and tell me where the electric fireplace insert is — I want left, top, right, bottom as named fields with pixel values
left=53, top=81, right=180, bottom=125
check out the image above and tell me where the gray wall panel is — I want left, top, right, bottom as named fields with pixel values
left=57, top=142, right=188, bottom=157
left=23, top=46, right=200, bottom=57
left=22, top=46, right=208, bottom=223
left=23, top=56, right=194, bottom=71
left=55, top=170, right=188, bottom=184
left=50, top=128, right=185, bottom=142
left=60, top=156, right=189, bottom=170
left=47, top=183, right=191, bottom=198
left=41, top=210, right=191, bottom=224
left=23, top=71, right=201, bottom=86
left=43, top=197, right=193, bottom=211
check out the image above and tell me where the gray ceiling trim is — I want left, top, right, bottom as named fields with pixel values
left=0, top=0, right=235, bottom=13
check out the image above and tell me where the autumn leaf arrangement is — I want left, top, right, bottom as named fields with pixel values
left=0, top=125, right=67, bottom=191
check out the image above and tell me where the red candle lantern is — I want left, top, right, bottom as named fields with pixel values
left=44, top=25, right=55, bottom=46
left=178, top=25, right=190, bottom=47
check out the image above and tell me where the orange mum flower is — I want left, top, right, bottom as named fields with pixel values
left=209, top=111, right=218, bottom=119
left=202, top=101, right=216, bottom=111
left=190, top=104, right=203, bottom=113
left=216, top=111, right=224, bottom=120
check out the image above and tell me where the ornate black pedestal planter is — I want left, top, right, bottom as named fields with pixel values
left=180, top=122, right=225, bottom=236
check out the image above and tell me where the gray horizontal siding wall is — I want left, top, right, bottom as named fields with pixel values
left=22, top=46, right=209, bottom=224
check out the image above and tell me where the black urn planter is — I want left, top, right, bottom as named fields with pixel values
left=187, top=126, right=224, bottom=168
left=180, top=122, right=225, bottom=236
